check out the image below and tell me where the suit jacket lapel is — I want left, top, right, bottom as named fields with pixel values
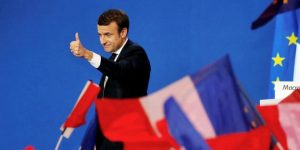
left=116, top=39, right=133, bottom=61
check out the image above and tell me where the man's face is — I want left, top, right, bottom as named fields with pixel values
left=97, top=22, right=127, bottom=53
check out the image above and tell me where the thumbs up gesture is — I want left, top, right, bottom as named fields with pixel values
left=70, top=32, right=87, bottom=57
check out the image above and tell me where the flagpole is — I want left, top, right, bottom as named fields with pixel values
left=55, top=135, right=64, bottom=150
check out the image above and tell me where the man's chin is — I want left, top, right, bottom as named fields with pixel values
left=104, top=48, right=112, bottom=53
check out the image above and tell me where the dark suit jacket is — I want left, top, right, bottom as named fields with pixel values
left=98, top=39, right=151, bottom=98
left=95, top=39, right=151, bottom=150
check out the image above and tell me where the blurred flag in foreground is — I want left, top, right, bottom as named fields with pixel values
left=95, top=56, right=266, bottom=149
left=280, top=88, right=300, bottom=103
left=166, top=97, right=271, bottom=150
left=56, top=81, right=100, bottom=150
left=267, top=3, right=300, bottom=98
left=258, top=89, right=300, bottom=150
left=60, top=80, right=100, bottom=138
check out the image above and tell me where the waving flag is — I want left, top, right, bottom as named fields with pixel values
left=56, top=81, right=100, bottom=150
left=95, top=56, right=264, bottom=149
left=60, top=80, right=100, bottom=138
left=163, top=56, right=272, bottom=149
left=164, top=98, right=210, bottom=150
left=280, top=88, right=300, bottom=103
left=166, top=97, right=272, bottom=150
left=96, top=98, right=179, bottom=150
left=258, top=89, right=300, bottom=150
left=268, top=2, right=300, bottom=98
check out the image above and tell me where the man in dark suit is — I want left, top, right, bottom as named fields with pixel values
left=69, top=9, right=151, bottom=150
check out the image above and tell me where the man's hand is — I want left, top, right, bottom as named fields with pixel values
left=69, top=32, right=93, bottom=60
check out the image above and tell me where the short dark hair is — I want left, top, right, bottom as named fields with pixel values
left=98, top=9, right=129, bottom=34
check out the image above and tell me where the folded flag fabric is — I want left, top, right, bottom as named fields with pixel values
left=61, top=80, right=100, bottom=138
left=96, top=55, right=260, bottom=149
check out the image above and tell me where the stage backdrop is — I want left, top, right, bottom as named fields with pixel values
left=0, top=0, right=274, bottom=149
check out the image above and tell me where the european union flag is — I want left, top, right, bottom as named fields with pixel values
left=268, top=4, right=300, bottom=98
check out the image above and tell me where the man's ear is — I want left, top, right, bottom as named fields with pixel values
left=120, top=28, right=128, bottom=38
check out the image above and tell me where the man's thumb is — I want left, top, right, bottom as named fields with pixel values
left=75, top=32, right=80, bottom=41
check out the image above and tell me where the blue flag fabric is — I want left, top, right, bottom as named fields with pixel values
left=268, top=7, right=300, bottom=98
left=164, top=97, right=210, bottom=150
left=190, top=55, right=251, bottom=134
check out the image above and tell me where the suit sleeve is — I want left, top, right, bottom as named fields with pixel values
left=97, top=45, right=150, bottom=81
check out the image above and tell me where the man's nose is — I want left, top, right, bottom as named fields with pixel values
left=100, top=36, right=106, bottom=45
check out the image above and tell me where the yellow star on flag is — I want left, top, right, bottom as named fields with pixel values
left=272, top=53, right=285, bottom=67
left=286, top=32, right=298, bottom=46
left=272, top=76, right=280, bottom=85
left=272, top=76, right=280, bottom=90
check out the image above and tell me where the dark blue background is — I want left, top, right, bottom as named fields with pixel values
left=0, top=0, right=274, bottom=149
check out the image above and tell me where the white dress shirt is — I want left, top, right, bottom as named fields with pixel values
left=88, top=38, right=128, bottom=89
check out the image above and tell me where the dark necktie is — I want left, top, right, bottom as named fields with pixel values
left=109, top=53, right=117, bottom=61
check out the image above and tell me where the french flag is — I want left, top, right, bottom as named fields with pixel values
left=258, top=89, right=300, bottom=150
left=96, top=56, right=262, bottom=149
left=61, top=80, right=100, bottom=138
left=165, top=97, right=271, bottom=150
left=56, top=80, right=100, bottom=150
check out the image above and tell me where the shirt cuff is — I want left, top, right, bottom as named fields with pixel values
left=88, top=52, right=101, bottom=68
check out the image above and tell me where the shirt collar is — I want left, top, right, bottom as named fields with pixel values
left=113, top=38, right=128, bottom=55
